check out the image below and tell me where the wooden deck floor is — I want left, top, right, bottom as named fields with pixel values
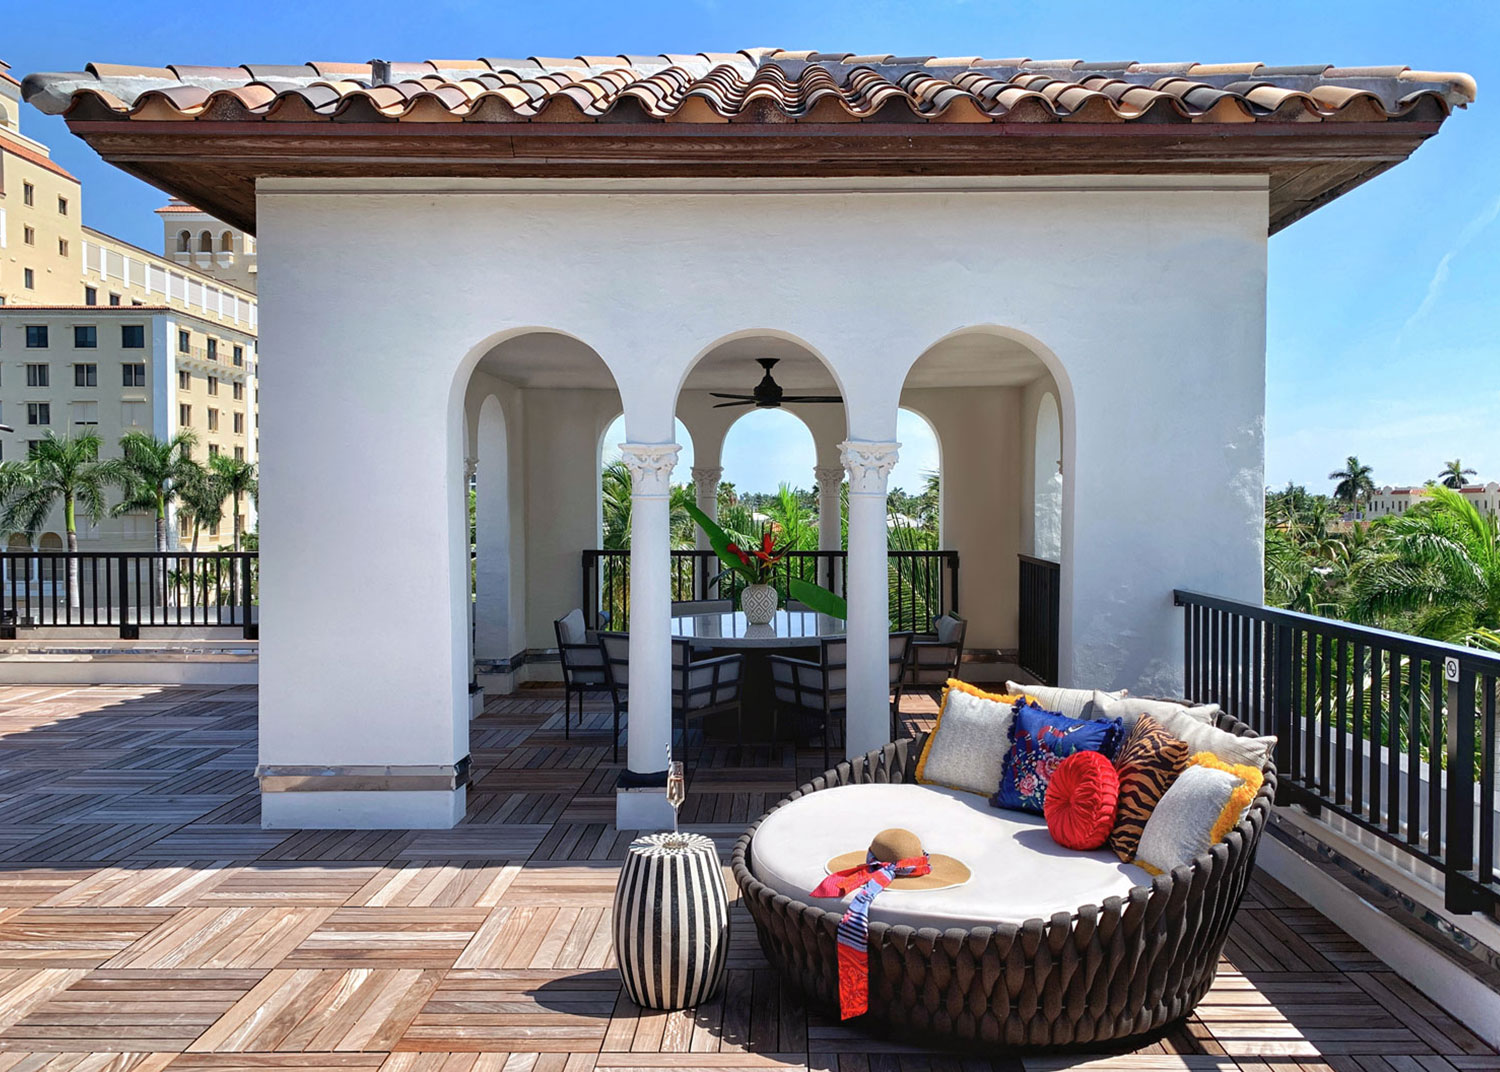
left=0, top=683, right=1493, bottom=1071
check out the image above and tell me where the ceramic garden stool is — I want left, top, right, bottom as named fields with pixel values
left=613, top=831, right=729, bottom=1009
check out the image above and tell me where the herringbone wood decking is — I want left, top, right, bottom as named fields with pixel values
left=0, top=683, right=1493, bottom=1071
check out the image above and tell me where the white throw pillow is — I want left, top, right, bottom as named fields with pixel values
left=1005, top=681, right=1122, bottom=721
left=1134, top=755, right=1263, bottom=875
left=1099, top=694, right=1221, bottom=730
left=917, top=681, right=1020, bottom=796
left=1097, top=695, right=1274, bottom=768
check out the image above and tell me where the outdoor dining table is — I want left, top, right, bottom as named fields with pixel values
left=670, top=608, right=846, bottom=741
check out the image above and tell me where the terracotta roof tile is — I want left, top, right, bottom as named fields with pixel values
left=20, top=49, right=1476, bottom=128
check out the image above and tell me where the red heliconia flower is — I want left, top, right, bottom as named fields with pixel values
left=762, top=532, right=774, bottom=553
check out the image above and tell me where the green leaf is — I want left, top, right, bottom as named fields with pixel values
left=790, top=577, right=847, bottom=620
left=685, top=501, right=756, bottom=582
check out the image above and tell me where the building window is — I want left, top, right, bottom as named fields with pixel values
left=121, top=401, right=146, bottom=427
left=25, top=363, right=48, bottom=387
left=232, top=381, right=244, bottom=401
left=27, top=402, right=50, bottom=426
left=179, top=403, right=191, bottom=427
left=23, top=268, right=33, bottom=289
left=232, top=344, right=244, bottom=366
left=58, top=238, right=69, bottom=257
left=177, top=230, right=190, bottom=253
left=28, top=441, right=40, bottom=457
left=199, top=231, right=212, bottom=252
left=25, top=326, right=48, bottom=349
left=121, top=325, right=145, bottom=349
left=233, top=411, right=244, bottom=434
left=178, top=330, right=190, bottom=353
left=108, top=293, right=121, bottom=306
left=58, top=196, right=69, bottom=216
left=71, top=402, right=97, bottom=428
left=207, top=375, right=219, bottom=396
left=73, top=325, right=97, bottom=349
left=207, top=409, right=219, bottom=432
left=234, top=446, right=244, bottom=461
left=22, top=182, right=34, bottom=206
left=22, top=226, right=34, bottom=245
left=84, top=286, right=97, bottom=306
left=206, top=339, right=217, bottom=361
left=122, top=362, right=146, bottom=387
left=177, top=369, right=191, bottom=390
left=220, top=231, right=233, bottom=252
left=74, top=363, right=97, bottom=387
left=208, top=443, right=220, bottom=458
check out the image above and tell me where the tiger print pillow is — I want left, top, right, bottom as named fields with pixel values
left=1108, top=713, right=1190, bottom=863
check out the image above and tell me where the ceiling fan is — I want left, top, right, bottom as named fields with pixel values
left=709, top=358, right=842, bottom=409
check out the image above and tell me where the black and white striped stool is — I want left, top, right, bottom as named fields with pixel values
left=613, top=831, right=729, bottom=1009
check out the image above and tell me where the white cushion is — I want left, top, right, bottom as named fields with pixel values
left=1096, top=695, right=1274, bottom=768
left=1135, top=762, right=1255, bottom=875
left=557, top=608, right=588, bottom=646
left=1099, top=694, right=1220, bottom=730
left=1006, top=681, right=1122, bottom=721
left=916, top=685, right=1016, bottom=795
left=749, top=783, right=1151, bottom=930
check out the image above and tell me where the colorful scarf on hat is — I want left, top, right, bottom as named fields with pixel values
left=810, top=851, right=931, bottom=1019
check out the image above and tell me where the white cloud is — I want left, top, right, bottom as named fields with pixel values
left=1399, top=191, right=1500, bottom=341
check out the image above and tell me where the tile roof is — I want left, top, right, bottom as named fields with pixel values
left=23, top=50, right=1477, bottom=125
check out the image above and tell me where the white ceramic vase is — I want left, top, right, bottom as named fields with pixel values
left=741, top=583, right=778, bottom=625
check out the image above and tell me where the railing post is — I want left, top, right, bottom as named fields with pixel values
left=1444, top=658, right=1482, bottom=913
left=118, top=554, right=138, bottom=640
left=1272, top=622, right=1295, bottom=806
left=241, top=554, right=258, bottom=640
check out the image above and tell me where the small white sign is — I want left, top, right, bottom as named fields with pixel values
left=1444, top=656, right=1461, bottom=683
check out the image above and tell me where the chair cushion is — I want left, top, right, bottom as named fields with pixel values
left=1006, top=681, right=1121, bottom=721
left=1096, top=695, right=1275, bottom=768
left=1134, top=753, right=1263, bottom=876
left=1096, top=694, right=1220, bottom=730
left=750, top=782, right=1150, bottom=929
left=993, top=701, right=1124, bottom=814
left=915, top=681, right=1021, bottom=796
left=1107, top=714, right=1190, bottom=863
left=557, top=608, right=588, bottom=646
left=935, top=615, right=964, bottom=645
left=1045, top=751, right=1120, bottom=851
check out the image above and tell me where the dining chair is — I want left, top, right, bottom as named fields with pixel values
left=769, top=633, right=912, bottom=770
left=671, top=638, right=745, bottom=763
left=554, top=609, right=607, bottom=740
left=893, top=613, right=967, bottom=738
left=598, top=631, right=631, bottom=762
left=670, top=599, right=734, bottom=615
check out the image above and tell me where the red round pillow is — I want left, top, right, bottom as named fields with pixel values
left=1044, top=750, right=1120, bottom=851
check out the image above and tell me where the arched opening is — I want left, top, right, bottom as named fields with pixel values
left=220, top=230, right=234, bottom=253
left=460, top=330, right=622, bottom=696
left=38, top=533, right=64, bottom=550
left=198, top=230, right=212, bottom=252
left=176, top=230, right=191, bottom=253
left=901, top=328, right=1068, bottom=683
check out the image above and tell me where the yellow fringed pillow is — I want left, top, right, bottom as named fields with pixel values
left=915, top=680, right=1027, bottom=797
left=1132, top=752, right=1263, bottom=876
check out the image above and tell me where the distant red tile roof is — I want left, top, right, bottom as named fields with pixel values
left=0, top=133, right=80, bottom=182
left=22, top=50, right=1476, bottom=124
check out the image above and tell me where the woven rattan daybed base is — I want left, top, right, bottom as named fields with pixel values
left=730, top=717, right=1276, bottom=1053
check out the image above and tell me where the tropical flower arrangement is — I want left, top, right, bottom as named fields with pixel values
left=685, top=502, right=848, bottom=619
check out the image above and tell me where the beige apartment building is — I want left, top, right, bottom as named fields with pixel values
left=0, top=61, right=258, bottom=552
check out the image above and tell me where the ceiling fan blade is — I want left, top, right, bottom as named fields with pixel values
left=779, top=395, right=844, bottom=404
left=709, top=392, right=756, bottom=401
left=713, top=400, right=758, bottom=408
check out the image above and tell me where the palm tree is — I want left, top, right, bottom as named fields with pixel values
left=1438, top=459, right=1478, bottom=489
left=1329, top=456, right=1376, bottom=515
left=177, top=468, right=228, bottom=553
left=209, top=455, right=258, bottom=551
left=112, top=431, right=200, bottom=552
left=1348, top=485, right=1499, bottom=649
left=600, top=459, right=632, bottom=550
left=0, top=432, right=113, bottom=609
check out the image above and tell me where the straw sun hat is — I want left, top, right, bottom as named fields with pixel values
left=825, top=827, right=970, bottom=891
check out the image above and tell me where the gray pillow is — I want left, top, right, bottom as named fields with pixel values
left=1098, top=694, right=1221, bottom=730
left=1134, top=759, right=1261, bottom=874
left=1006, top=681, right=1122, bottom=721
left=1096, top=695, right=1274, bottom=769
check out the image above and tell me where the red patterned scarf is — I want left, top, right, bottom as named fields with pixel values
left=810, top=852, right=931, bottom=1019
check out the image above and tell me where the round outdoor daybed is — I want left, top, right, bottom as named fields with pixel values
left=730, top=715, right=1276, bottom=1053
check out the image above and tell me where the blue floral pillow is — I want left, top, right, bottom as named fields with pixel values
left=992, top=700, right=1125, bottom=814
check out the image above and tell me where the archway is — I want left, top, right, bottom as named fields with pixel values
left=900, top=328, right=1068, bottom=679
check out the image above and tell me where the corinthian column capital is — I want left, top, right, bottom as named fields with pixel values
left=690, top=466, right=723, bottom=497
left=839, top=440, right=900, bottom=495
left=814, top=465, right=847, bottom=492
left=618, top=443, right=681, bottom=498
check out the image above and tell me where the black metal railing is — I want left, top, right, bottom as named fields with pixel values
left=1, top=552, right=258, bottom=639
left=582, top=548, right=959, bottom=634
left=1018, top=555, right=1061, bottom=686
left=1175, top=590, right=1499, bottom=915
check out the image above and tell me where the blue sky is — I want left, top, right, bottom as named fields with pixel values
left=10, top=1, right=1497, bottom=496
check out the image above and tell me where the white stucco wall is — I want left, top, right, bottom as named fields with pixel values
left=256, top=174, right=1268, bottom=824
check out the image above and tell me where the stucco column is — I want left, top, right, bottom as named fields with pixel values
left=473, top=451, right=511, bottom=668
left=691, top=466, right=722, bottom=552
left=841, top=440, right=899, bottom=758
left=617, top=442, right=681, bottom=830
left=815, top=464, right=845, bottom=591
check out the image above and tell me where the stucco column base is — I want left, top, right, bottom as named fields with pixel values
left=615, top=785, right=675, bottom=831
left=262, top=788, right=466, bottom=829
